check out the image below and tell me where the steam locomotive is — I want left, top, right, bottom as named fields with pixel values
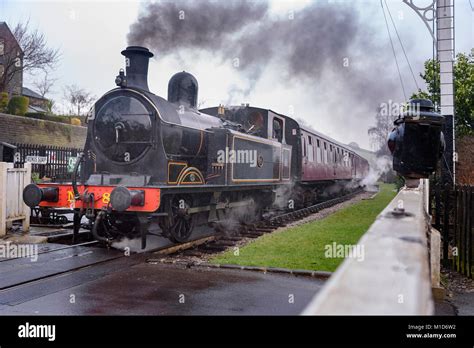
left=23, top=46, right=369, bottom=248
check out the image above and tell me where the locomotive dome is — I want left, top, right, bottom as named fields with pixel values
left=167, top=71, right=199, bottom=108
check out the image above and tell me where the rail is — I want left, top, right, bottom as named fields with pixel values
left=303, top=179, right=435, bottom=315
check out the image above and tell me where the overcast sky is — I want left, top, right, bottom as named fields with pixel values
left=1, top=0, right=472, bottom=149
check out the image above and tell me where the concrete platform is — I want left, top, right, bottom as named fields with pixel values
left=0, top=234, right=48, bottom=244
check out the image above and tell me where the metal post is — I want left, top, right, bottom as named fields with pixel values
left=403, top=0, right=456, bottom=186
left=22, top=162, right=31, bottom=233
left=437, top=0, right=455, bottom=186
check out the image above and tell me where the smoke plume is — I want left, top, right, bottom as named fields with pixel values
left=128, top=0, right=412, bottom=146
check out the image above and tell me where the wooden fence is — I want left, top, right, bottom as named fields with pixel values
left=0, top=162, right=31, bottom=236
left=431, top=183, right=473, bottom=278
left=12, top=143, right=82, bottom=182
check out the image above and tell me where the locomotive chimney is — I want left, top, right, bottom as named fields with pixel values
left=118, top=46, right=154, bottom=91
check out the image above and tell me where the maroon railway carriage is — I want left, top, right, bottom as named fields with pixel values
left=299, top=126, right=369, bottom=183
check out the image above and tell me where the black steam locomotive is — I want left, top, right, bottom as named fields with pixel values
left=23, top=46, right=369, bottom=248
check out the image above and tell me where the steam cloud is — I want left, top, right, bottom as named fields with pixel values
left=128, top=0, right=412, bottom=146
left=361, top=155, right=392, bottom=191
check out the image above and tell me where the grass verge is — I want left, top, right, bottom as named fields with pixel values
left=210, top=183, right=397, bottom=272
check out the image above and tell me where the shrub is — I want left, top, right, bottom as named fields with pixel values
left=7, top=96, right=29, bottom=116
left=70, top=117, right=82, bottom=126
left=25, top=112, right=46, bottom=118
left=31, top=172, right=41, bottom=183
left=25, top=113, right=69, bottom=124
left=0, top=92, right=8, bottom=112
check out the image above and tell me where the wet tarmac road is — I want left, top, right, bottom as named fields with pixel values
left=0, top=258, right=325, bottom=315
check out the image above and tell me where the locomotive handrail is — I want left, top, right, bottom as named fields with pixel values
left=72, top=152, right=84, bottom=200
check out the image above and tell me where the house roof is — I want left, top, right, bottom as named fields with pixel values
left=0, top=22, right=24, bottom=55
left=22, top=87, right=47, bottom=100
left=27, top=104, right=47, bottom=114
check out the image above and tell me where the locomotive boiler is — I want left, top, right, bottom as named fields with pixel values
left=23, top=46, right=369, bottom=248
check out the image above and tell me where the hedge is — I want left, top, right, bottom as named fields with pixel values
left=0, top=92, right=8, bottom=112
left=7, top=96, right=29, bottom=116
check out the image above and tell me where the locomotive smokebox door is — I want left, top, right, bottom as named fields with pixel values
left=388, top=99, right=445, bottom=179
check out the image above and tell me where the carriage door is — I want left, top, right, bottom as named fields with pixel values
left=268, top=114, right=285, bottom=180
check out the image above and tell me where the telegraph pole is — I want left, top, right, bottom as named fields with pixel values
left=403, top=0, right=456, bottom=185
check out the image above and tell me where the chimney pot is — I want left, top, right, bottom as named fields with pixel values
left=120, top=46, right=154, bottom=91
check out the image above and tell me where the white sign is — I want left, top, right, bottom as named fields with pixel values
left=25, top=156, right=48, bottom=164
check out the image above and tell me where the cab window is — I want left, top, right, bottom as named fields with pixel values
left=272, top=117, right=283, bottom=143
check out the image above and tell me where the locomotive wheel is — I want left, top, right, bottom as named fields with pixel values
left=164, top=195, right=195, bottom=243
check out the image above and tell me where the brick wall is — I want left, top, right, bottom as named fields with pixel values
left=0, top=113, right=86, bottom=148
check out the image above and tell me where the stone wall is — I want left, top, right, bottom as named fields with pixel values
left=0, top=113, right=86, bottom=148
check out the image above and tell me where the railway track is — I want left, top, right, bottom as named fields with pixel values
left=0, top=188, right=367, bottom=292
left=151, top=187, right=368, bottom=259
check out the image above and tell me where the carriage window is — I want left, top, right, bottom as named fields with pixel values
left=323, top=142, right=328, bottom=163
left=302, top=136, right=307, bottom=157
left=316, top=139, right=321, bottom=163
left=272, top=117, right=283, bottom=143
left=308, top=136, right=314, bottom=162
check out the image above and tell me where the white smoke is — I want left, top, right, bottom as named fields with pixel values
left=361, top=155, right=392, bottom=191
left=110, top=233, right=165, bottom=253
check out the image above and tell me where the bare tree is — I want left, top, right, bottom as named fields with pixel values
left=63, top=84, right=95, bottom=116
left=33, top=72, right=56, bottom=98
left=0, top=20, right=60, bottom=92
left=368, top=105, right=400, bottom=156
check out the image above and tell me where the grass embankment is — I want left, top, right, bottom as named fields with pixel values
left=211, top=183, right=397, bottom=272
